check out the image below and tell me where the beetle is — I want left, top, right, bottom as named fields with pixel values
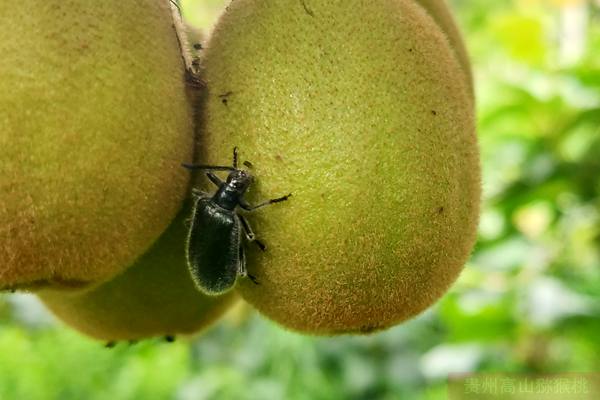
left=182, top=147, right=291, bottom=295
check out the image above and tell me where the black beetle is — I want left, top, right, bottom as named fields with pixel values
left=182, top=147, right=291, bottom=295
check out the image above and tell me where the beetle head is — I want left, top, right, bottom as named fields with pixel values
left=226, top=169, right=253, bottom=195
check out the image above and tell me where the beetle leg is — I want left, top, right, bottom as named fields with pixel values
left=191, top=188, right=208, bottom=198
left=248, top=274, right=259, bottom=285
left=254, top=239, right=266, bottom=251
left=238, top=246, right=247, bottom=276
left=206, top=171, right=224, bottom=188
left=239, top=193, right=292, bottom=211
left=239, top=215, right=266, bottom=251
left=238, top=245, right=260, bottom=285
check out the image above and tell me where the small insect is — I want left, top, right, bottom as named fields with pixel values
left=164, top=335, right=176, bottom=343
left=182, top=147, right=291, bottom=295
left=219, top=91, right=233, bottom=105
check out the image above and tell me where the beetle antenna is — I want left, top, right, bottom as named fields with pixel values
left=182, top=163, right=236, bottom=172
left=233, top=147, right=239, bottom=169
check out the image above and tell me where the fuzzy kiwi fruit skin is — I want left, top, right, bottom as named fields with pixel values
left=38, top=204, right=238, bottom=341
left=0, top=0, right=193, bottom=290
left=415, top=0, right=472, bottom=90
left=200, top=0, right=480, bottom=334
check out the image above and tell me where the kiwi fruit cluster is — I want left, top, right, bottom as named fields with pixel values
left=2, top=0, right=479, bottom=339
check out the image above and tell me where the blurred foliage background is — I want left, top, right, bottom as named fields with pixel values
left=1, top=0, right=599, bottom=399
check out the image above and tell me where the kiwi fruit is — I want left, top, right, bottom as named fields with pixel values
left=199, top=0, right=480, bottom=334
left=38, top=204, right=238, bottom=341
left=415, top=0, right=472, bottom=89
left=0, top=0, right=194, bottom=290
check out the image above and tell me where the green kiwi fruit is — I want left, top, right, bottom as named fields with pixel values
left=199, top=0, right=480, bottom=334
left=415, top=0, right=472, bottom=89
left=38, top=204, right=238, bottom=341
left=0, top=0, right=194, bottom=290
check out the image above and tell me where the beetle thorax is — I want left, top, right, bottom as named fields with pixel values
left=213, top=169, right=253, bottom=210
